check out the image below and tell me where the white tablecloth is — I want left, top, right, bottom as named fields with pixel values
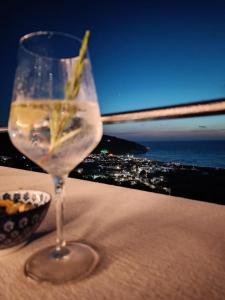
left=0, top=166, right=225, bottom=300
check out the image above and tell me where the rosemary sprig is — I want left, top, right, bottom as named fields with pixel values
left=65, top=30, right=90, bottom=100
left=48, top=101, right=79, bottom=153
left=48, top=30, right=90, bottom=154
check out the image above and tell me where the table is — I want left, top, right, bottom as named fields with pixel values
left=0, top=166, right=225, bottom=300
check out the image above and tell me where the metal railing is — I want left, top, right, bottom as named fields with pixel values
left=101, top=98, right=225, bottom=124
left=1, top=98, right=225, bottom=131
left=0, top=128, right=7, bottom=132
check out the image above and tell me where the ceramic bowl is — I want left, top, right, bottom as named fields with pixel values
left=0, top=190, right=51, bottom=251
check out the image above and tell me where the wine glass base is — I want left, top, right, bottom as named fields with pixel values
left=24, top=241, right=99, bottom=284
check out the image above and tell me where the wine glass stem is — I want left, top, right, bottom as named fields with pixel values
left=53, top=175, right=66, bottom=253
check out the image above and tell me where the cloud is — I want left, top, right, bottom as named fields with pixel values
left=198, top=125, right=207, bottom=128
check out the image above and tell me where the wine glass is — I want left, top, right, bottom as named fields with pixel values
left=8, top=31, right=103, bottom=284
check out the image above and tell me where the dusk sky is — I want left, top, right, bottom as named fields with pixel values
left=0, top=0, right=225, bottom=140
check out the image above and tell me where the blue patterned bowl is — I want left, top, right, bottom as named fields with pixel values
left=0, top=190, right=51, bottom=250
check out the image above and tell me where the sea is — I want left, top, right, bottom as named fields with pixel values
left=138, top=140, right=225, bottom=169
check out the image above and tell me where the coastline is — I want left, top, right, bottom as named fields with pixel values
left=138, top=139, right=225, bottom=169
left=0, top=131, right=225, bottom=205
left=1, top=152, right=224, bottom=205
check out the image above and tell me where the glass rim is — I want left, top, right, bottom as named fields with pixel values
left=19, top=31, right=84, bottom=61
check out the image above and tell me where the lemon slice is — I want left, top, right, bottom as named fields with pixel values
left=12, top=101, right=45, bottom=129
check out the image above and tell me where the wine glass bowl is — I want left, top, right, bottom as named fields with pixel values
left=9, top=31, right=102, bottom=177
left=8, top=31, right=103, bottom=283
